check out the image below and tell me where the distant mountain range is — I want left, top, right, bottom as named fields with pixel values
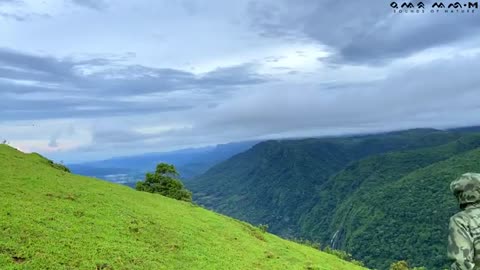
left=187, top=127, right=480, bottom=269
left=68, top=141, right=257, bottom=186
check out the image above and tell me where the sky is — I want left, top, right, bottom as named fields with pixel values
left=1, top=0, right=480, bottom=162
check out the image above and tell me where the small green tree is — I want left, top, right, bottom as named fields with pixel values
left=136, top=163, right=192, bottom=202
left=389, top=260, right=427, bottom=270
left=390, top=260, right=409, bottom=270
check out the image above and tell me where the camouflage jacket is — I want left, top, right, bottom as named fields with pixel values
left=448, top=204, right=480, bottom=270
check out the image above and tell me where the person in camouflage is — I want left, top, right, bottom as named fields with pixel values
left=448, top=173, right=480, bottom=270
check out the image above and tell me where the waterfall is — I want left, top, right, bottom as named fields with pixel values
left=330, top=229, right=340, bottom=249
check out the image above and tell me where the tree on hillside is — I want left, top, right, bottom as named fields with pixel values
left=136, top=163, right=192, bottom=202
left=389, top=260, right=427, bottom=270
left=390, top=261, right=409, bottom=270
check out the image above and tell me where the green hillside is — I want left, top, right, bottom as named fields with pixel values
left=0, top=145, right=366, bottom=270
left=188, top=129, right=460, bottom=236
left=302, top=134, right=480, bottom=269
left=189, top=129, right=480, bottom=269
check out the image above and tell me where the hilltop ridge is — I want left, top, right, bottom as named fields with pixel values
left=0, top=144, right=365, bottom=270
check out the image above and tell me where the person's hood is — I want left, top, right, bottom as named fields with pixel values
left=450, top=173, right=480, bottom=209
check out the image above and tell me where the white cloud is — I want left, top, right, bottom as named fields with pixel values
left=1, top=0, right=479, bottom=162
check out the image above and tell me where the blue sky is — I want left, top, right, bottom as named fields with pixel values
left=1, top=0, right=480, bottom=162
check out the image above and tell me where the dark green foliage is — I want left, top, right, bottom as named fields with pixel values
left=189, top=129, right=480, bottom=269
left=190, top=129, right=459, bottom=237
left=312, top=136, right=480, bottom=269
left=136, top=163, right=192, bottom=202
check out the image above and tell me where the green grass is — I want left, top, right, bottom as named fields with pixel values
left=0, top=145, right=366, bottom=270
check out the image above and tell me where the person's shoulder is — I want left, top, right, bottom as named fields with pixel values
left=450, top=211, right=471, bottom=225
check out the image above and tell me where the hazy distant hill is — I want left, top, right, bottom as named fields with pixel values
left=188, top=128, right=480, bottom=269
left=0, top=144, right=366, bottom=269
left=69, top=141, right=257, bottom=185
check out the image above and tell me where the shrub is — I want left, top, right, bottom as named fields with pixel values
left=136, top=163, right=192, bottom=202
left=47, top=159, right=71, bottom=173
left=390, top=260, right=409, bottom=270
left=257, top=224, right=269, bottom=233
left=388, top=260, right=428, bottom=270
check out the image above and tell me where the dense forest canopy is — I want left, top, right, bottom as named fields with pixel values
left=189, top=129, right=480, bottom=269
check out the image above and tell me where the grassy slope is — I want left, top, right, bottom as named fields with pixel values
left=0, top=145, right=365, bottom=270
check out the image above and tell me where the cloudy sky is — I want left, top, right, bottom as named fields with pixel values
left=1, top=0, right=480, bottom=162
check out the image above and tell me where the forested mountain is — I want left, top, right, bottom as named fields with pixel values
left=0, top=144, right=365, bottom=270
left=188, top=128, right=480, bottom=269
